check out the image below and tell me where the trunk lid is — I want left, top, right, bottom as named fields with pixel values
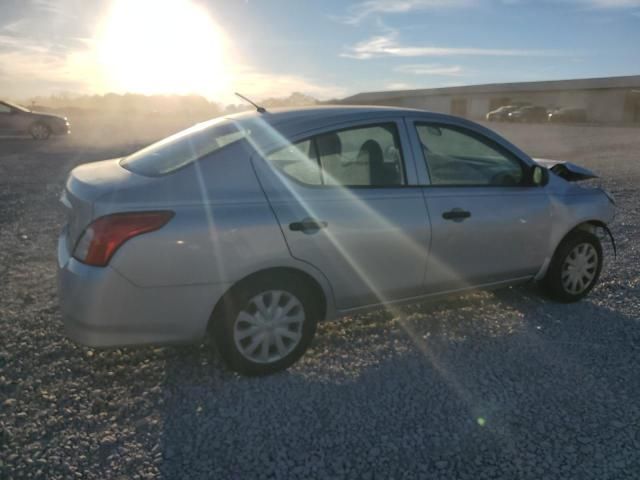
left=61, top=158, right=151, bottom=247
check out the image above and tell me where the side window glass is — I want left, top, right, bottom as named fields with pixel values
left=0, top=104, right=11, bottom=114
left=265, top=123, right=406, bottom=187
left=266, top=139, right=322, bottom=185
left=317, top=123, right=405, bottom=186
left=416, top=124, right=524, bottom=186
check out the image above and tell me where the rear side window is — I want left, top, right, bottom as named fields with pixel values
left=266, top=139, right=322, bottom=185
left=120, top=118, right=248, bottom=176
left=266, top=123, right=405, bottom=187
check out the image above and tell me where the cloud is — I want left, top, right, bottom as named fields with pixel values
left=0, top=1, right=344, bottom=102
left=338, top=0, right=474, bottom=24
left=342, top=32, right=562, bottom=59
left=394, top=64, right=465, bottom=76
left=229, top=66, right=347, bottom=102
left=385, top=82, right=420, bottom=90
left=0, top=36, right=93, bottom=98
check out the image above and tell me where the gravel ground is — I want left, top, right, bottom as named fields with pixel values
left=1, top=123, right=639, bottom=479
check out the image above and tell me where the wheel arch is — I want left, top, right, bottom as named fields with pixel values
left=536, top=219, right=609, bottom=280
left=207, top=266, right=331, bottom=333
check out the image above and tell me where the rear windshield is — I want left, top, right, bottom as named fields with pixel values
left=120, top=118, right=249, bottom=176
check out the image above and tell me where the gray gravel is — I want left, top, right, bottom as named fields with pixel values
left=1, top=123, right=639, bottom=479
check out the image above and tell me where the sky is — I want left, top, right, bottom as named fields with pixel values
left=1, top=0, right=639, bottom=103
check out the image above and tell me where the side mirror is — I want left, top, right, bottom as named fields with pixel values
left=531, top=165, right=549, bottom=186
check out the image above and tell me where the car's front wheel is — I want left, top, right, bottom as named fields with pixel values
left=212, top=277, right=319, bottom=376
left=30, top=122, right=51, bottom=140
left=541, top=230, right=603, bottom=302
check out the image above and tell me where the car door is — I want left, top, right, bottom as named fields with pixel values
left=407, top=119, right=552, bottom=292
left=253, top=119, right=431, bottom=310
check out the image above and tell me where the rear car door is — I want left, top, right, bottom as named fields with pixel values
left=253, top=119, right=431, bottom=310
left=407, top=119, right=551, bottom=292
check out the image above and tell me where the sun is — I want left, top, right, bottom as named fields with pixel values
left=96, top=0, right=231, bottom=98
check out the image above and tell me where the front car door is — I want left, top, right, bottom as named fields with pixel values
left=0, top=102, right=14, bottom=134
left=406, top=117, right=552, bottom=292
left=253, top=118, right=431, bottom=310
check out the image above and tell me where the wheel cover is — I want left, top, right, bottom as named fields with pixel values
left=561, top=242, right=598, bottom=295
left=233, top=290, right=305, bottom=364
left=32, top=125, right=49, bottom=139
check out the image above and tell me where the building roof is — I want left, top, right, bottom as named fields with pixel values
left=341, top=74, right=640, bottom=103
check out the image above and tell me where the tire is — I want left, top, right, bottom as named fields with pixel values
left=30, top=123, right=51, bottom=140
left=541, top=230, right=603, bottom=302
left=211, top=276, right=320, bottom=376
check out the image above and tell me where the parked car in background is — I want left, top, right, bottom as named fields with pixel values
left=485, top=105, right=520, bottom=121
left=508, top=105, right=549, bottom=123
left=57, top=106, right=616, bottom=375
left=548, top=107, right=587, bottom=123
left=0, top=100, right=70, bottom=139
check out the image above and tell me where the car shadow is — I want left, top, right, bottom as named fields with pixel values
left=155, top=285, right=640, bottom=478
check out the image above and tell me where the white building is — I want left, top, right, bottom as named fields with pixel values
left=341, top=75, right=640, bottom=124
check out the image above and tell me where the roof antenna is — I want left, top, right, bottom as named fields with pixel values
left=235, top=92, right=267, bottom=114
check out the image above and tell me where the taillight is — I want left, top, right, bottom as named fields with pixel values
left=73, top=211, right=174, bottom=266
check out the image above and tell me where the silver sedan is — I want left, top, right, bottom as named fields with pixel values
left=57, top=106, right=616, bottom=375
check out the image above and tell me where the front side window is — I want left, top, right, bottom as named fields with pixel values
left=120, top=118, right=249, bottom=176
left=0, top=104, right=11, bottom=114
left=266, top=123, right=406, bottom=187
left=416, top=123, right=524, bottom=186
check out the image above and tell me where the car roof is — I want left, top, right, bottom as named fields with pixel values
left=228, top=105, right=424, bottom=124
left=225, top=104, right=468, bottom=139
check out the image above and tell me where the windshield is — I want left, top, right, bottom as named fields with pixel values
left=2, top=100, right=29, bottom=112
left=120, top=118, right=249, bottom=176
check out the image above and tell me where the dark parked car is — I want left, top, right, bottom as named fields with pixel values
left=485, top=105, right=519, bottom=121
left=548, top=107, right=587, bottom=123
left=0, top=100, right=70, bottom=139
left=508, top=105, right=549, bottom=123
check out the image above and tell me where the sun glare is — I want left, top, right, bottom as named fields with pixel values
left=96, top=0, right=231, bottom=98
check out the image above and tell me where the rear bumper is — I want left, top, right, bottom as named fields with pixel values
left=57, top=230, right=229, bottom=347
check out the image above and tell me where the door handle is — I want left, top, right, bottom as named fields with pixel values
left=442, top=209, right=471, bottom=222
left=289, top=218, right=328, bottom=233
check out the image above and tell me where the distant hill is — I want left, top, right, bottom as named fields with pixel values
left=12, top=91, right=323, bottom=148
left=22, top=92, right=320, bottom=115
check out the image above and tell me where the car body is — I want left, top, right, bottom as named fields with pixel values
left=548, top=107, right=588, bottom=123
left=485, top=105, right=519, bottom=121
left=0, top=100, right=70, bottom=139
left=508, top=105, right=549, bottom=123
left=57, top=106, right=615, bottom=374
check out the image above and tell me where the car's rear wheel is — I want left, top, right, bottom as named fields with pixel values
left=541, top=230, right=603, bottom=302
left=30, top=123, right=51, bottom=140
left=212, top=277, right=319, bottom=376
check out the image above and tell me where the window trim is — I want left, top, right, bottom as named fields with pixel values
left=264, top=121, right=411, bottom=189
left=414, top=121, right=533, bottom=188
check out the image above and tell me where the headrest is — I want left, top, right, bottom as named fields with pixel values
left=316, top=133, right=342, bottom=157
left=358, top=139, right=384, bottom=165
